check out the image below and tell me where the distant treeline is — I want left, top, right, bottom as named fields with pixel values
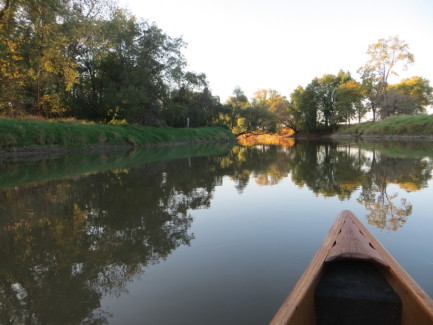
left=1, top=1, right=432, bottom=133
left=227, top=37, right=433, bottom=135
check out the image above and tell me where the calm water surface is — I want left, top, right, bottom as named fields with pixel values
left=1, top=139, right=433, bottom=324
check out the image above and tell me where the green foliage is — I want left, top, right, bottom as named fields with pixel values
left=335, top=80, right=365, bottom=123
left=223, top=87, right=250, bottom=134
left=388, top=76, right=433, bottom=115
left=220, top=88, right=292, bottom=135
left=0, top=0, right=223, bottom=127
left=1, top=12, right=430, bottom=138
left=287, top=71, right=360, bottom=132
left=284, top=37, right=429, bottom=133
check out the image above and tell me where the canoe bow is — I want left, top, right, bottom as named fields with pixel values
left=269, top=210, right=433, bottom=325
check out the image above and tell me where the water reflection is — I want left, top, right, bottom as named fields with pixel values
left=0, top=153, right=230, bottom=324
left=0, top=140, right=432, bottom=323
left=236, top=140, right=432, bottom=230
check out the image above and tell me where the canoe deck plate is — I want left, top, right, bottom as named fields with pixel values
left=325, top=215, right=389, bottom=267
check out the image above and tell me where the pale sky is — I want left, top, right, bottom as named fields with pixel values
left=117, top=0, right=433, bottom=102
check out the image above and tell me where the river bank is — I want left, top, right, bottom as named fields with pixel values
left=335, top=115, right=433, bottom=137
left=0, top=118, right=234, bottom=158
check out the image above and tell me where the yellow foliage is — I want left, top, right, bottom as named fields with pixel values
left=41, top=94, right=69, bottom=116
left=397, top=182, right=421, bottom=192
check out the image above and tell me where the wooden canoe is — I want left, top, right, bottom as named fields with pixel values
left=270, top=210, right=433, bottom=325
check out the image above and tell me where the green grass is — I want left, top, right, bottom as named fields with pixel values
left=336, top=115, right=433, bottom=136
left=0, top=118, right=234, bottom=149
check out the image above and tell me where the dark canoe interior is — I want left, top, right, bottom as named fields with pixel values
left=315, top=260, right=402, bottom=325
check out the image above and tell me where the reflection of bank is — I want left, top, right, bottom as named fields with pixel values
left=231, top=141, right=432, bottom=231
left=241, top=140, right=431, bottom=231
left=356, top=151, right=432, bottom=231
left=0, top=157, right=202, bottom=325
left=237, top=137, right=295, bottom=147
left=304, top=142, right=431, bottom=231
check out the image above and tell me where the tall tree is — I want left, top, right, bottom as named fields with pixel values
left=335, top=80, right=364, bottom=124
left=286, top=86, right=305, bottom=132
left=225, top=87, right=250, bottom=133
left=300, top=70, right=352, bottom=129
left=300, top=81, right=319, bottom=131
left=358, top=36, right=414, bottom=120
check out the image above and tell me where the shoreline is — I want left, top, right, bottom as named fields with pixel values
left=329, top=133, right=433, bottom=141
left=3, top=132, right=433, bottom=159
left=0, top=119, right=235, bottom=159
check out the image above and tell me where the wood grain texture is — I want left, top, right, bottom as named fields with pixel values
left=269, top=210, right=433, bottom=325
left=325, top=215, right=388, bottom=267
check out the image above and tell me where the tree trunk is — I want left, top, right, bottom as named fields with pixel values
left=0, top=0, right=12, bottom=24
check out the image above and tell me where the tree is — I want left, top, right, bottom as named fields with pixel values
left=251, top=89, right=290, bottom=131
left=358, top=36, right=414, bottom=120
left=0, top=0, right=78, bottom=117
left=299, top=81, right=319, bottom=131
left=225, top=87, right=250, bottom=133
left=167, top=85, right=222, bottom=127
left=359, top=70, right=380, bottom=121
left=286, top=86, right=305, bottom=132
left=314, top=74, right=340, bottom=127
left=389, top=76, right=433, bottom=115
left=378, top=89, right=418, bottom=118
left=335, top=80, right=365, bottom=124
left=1, top=0, right=214, bottom=126
left=294, top=70, right=353, bottom=131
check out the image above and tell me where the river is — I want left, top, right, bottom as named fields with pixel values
left=0, top=139, right=432, bottom=324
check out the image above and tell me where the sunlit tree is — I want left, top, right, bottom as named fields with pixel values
left=388, top=76, right=433, bottom=115
left=358, top=36, right=414, bottom=120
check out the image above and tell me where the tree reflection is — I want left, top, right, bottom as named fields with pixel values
left=227, top=140, right=432, bottom=230
left=359, top=191, right=412, bottom=231
left=355, top=153, right=422, bottom=231
left=0, top=156, right=224, bottom=324
left=288, top=142, right=366, bottom=200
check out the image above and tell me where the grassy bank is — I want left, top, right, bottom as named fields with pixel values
left=336, top=115, right=433, bottom=136
left=0, top=118, right=234, bottom=150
